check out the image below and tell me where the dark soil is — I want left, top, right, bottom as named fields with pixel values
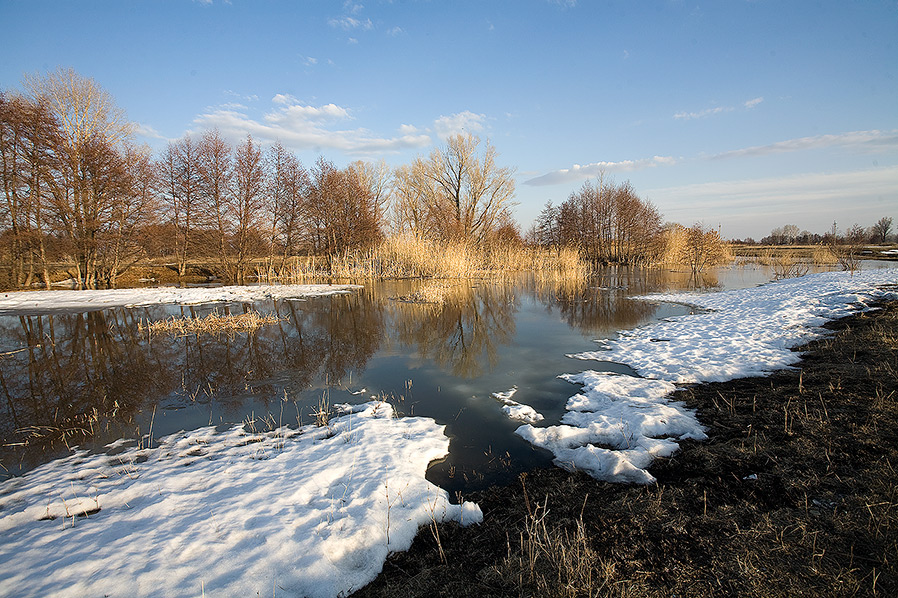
left=354, top=301, right=898, bottom=597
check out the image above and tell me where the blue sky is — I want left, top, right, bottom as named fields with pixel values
left=2, top=0, right=896, bottom=240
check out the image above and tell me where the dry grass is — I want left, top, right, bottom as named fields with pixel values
left=138, top=311, right=282, bottom=337
left=258, top=234, right=592, bottom=283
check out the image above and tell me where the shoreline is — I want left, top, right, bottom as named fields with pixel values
left=356, top=300, right=898, bottom=597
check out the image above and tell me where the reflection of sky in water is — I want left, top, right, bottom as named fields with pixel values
left=0, top=263, right=847, bottom=490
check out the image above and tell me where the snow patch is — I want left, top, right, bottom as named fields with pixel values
left=0, top=401, right=481, bottom=598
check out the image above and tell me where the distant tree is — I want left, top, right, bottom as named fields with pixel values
left=872, top=217, right=893, bottom=245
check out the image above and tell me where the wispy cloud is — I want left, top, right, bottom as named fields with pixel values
left=674, top=96, right=764, bottom=120
left=191, top=97, right=431, bottom=155
left=524, top=156, right=676, bottom=186
left=433, top=111, right=487, bottom=140
left=328, top=16, right=373, bottom=30
left=135, top=123, right=167, bottom=141
left=673, top=106, right=734, bottom=120
left=712, top=129, right=898, bottom=159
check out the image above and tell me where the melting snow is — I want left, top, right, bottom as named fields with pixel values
left=0, top=283, right=362, bottom=315
left=517, top=269, right=898, bottom=484
left=0, top=402, right=481, bottom=598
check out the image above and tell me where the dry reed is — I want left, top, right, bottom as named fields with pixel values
left=139, top=311, right=282, bottom=337
left=262, top=234, right=592, bottom=282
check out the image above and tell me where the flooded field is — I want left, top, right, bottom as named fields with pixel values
left=0, top=263, right=803, bottom=492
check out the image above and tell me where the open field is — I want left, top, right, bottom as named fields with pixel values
left=731, top=244, right=898, bottom=263
left=356, top=300, right=898, bottom=597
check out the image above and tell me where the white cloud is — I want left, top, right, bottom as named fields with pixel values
left=328, top=16, right=373, bottom=30
left=712, top=129, right=898, bottom=159
left=387, top=26, right=404, bottom=36
left=433, top=111, right=487, bottom=140
left=525, top=156, right=676, bottom=186
left=674, top=105, right=733, bottom=120
left=191, top=98, right=431, bottom=155
left=744, top=96, right=764, bottom=109
left=302, top=56, right=318, bottom=66
left=272, top=93, right=297, bottom=105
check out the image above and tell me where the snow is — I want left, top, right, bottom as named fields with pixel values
left=0, top=283, right=363, bottom=315
left=517, top=269, right=898, bottom=484
left=491, top=387, right=544, bottom=424
left=0, top=401, right=481, bottom=598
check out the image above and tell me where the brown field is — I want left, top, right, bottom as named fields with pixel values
left=355, top=300, right=898, bottom=598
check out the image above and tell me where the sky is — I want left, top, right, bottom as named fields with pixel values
left=1, top=0, right=896, bottom=240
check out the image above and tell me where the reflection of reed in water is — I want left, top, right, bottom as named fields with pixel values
left=390, top=282, right=518, bottom=378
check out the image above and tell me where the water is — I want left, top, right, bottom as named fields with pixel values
left=0, top=263, right=817, bottom=492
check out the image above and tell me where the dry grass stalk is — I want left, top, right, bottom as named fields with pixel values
left=139, top=311, right=282, bottom=337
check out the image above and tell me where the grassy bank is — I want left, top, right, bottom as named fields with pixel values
left=355, top=300, right=898, bottom=597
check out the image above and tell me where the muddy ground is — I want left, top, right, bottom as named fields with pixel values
left=355, top=300, right=898, bottom=597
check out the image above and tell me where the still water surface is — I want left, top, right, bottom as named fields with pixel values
left=0, top=264, right=779, bottom=492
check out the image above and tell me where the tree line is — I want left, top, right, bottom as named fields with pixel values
left=739, top=218, right=894, bottom=246
left=1, top=70, right=519, bottom=289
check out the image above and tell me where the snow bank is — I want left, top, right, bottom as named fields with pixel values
left=0, top=402, right=481, bottom=598
left=0, top=283, right=362, bottom=315
left=491, top=387, right=544, bottom=424
left=518, top=269, right=898, bottom=484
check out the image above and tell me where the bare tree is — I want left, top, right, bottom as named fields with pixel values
left=308, top=158, right=384, bottom=255
left=265, top=142, right=310, bottom=269
left=158, top=135, right=203, bottom=278
left=392, top=134, right=515, bottom=243
left=548, top=176, right=661, bottom=264
left=681, top=222, right=728, bottom=276
left=197, top=129, right=233, bottom=281
left=0, top=92, right=61, bottom=287
left=232, top=135, right=265, bottom=282
left=21, top=69, right=139, bottom=288
left=871, top=217, right=893, bottom=245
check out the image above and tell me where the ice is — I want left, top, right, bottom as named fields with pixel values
left=0, top=401, right=481, bottom=598
left=0, top=283, right=362, bottom=315
left=491, top=387, right=544, bottom=423
left=518, top=269, right=897, bottom=484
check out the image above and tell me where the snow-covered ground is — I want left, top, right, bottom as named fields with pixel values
left=0, top=402, right=481, bottom=598
left=0, top=284, right=362, bottom=315
left=517, top=269, right=898, bottom=484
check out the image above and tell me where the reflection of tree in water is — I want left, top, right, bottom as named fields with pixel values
left=0, top=291, right=385, bottom=468
left=0, top=310, right=169, bottom=452
left=392, top=283, right=518, bottom=378
left=532, top=266, right=719, bottom=336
